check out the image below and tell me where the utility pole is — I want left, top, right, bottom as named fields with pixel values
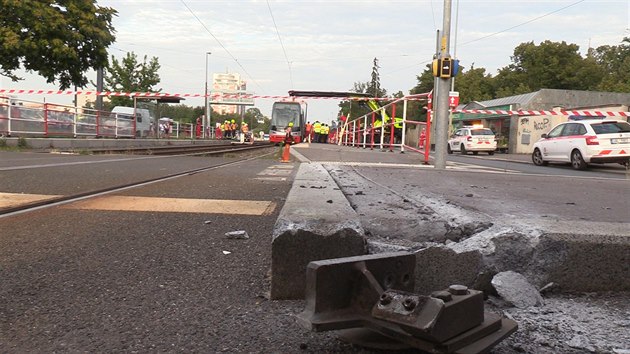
left=205, top=51, right=211, bottom=139
left=95, top=67, right=104, bottom=111
left=433, top=0, right=453, bottom=170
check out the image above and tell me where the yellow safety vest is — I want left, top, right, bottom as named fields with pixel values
left=313, top=123, right=322, bottom=133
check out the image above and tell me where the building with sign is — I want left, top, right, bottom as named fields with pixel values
left=452, top=89, right=630, bottom=153
left=211, top=71, right=254, bottom=115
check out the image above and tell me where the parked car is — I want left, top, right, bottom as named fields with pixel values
left=447, top=126, right=497, bottom=155
left=531, top=119, right=630, bottom=170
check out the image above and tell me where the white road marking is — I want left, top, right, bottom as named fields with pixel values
left=64, top=196, right=276, bottom=215
left=0, top=192, right=62, bottom=208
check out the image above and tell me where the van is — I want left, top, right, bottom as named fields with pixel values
left=111, top=106, right=153, bottom=137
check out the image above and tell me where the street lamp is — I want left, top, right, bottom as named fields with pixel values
left=205, top=51, right=212, bottom=138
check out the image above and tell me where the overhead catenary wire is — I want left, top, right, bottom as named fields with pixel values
left=267, top=0, right=294, bottom=89
left=459, top=0, right=586, bottom=46
left=179, top=0, right=266, bottom=94
left=388, top=0, right=588, bottom=76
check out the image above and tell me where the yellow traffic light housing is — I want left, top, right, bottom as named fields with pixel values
left=440, top=57, right=452, bottom=78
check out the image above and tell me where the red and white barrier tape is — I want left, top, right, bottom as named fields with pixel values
left=0, top=89, right=411, bottom=101
left=2, top=89, right=627, bottom=116
left=455, top=109, right=629, bottom=117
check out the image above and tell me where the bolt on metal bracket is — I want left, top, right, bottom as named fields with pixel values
left=298, top=252, right=517, bottom=354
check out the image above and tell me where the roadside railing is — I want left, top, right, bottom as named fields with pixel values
left=338, top=93, right=431, bottom=163
left=0, top=96, right=203, bottom=140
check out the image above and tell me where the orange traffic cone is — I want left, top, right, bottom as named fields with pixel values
left=281, top=142, right=291, bottom=163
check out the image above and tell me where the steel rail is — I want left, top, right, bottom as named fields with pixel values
left=85, top=141, right=271, bottom=155
left=0, top=145, right=276, bottom=218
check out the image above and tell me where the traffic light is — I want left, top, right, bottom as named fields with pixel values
left=432, top=58, right=458, bottom=78
left=439, top=57, right=452, bottom=78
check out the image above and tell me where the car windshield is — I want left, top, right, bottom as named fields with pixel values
left=471, top=129, right=494, bottom=136
left=590, top=121, right=630, bottom=134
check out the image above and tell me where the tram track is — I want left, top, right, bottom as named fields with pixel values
left=82, top=141, right=272, bottom=155
left=0, top=144, right=276, bottom=218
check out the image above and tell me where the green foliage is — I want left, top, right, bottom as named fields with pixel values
left=17, top=137, right=28, bottom=148
left=494, top=40, right=604, bottom=94
left=408, top=38, right=628, bottom=106
left=104, top=52, right=161, bottom=107
left=453, top=65, right=494, bottom=103
left=159, top=104, right=204, bottom=124
left=590, top=37, right=630, bottom=93
left=0, top=137, right=6, bottom=147
left=0, top=0, right=116, bottom=89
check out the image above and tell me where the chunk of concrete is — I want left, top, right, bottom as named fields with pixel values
left=413, top=245, right=485, bottom=295
left=271, top=163, right=367, bottom=300
left=491, top=271, right=544, bottom=308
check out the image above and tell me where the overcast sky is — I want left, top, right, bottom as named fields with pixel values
left=1, top=0, right=629, bottom=123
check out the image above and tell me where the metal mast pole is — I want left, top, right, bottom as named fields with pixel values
left=433, top=0, right=453, bottom=170
left=205, top=52, right=211, bottom=139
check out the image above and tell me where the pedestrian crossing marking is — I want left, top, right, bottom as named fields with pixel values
left=447, top=162, right=521, bottom=173
left=64, top=196, right=276, bottom=215
left=255, top=164, right=294, bottom=181
left=0, top=192, right=62, bottom=209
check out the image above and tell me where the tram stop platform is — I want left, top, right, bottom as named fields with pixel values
left=270, top=142, right=630, bottom=300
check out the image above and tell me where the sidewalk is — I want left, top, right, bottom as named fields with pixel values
left=292, top=142, right=533, bottom=165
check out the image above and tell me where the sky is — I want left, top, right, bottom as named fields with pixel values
left=1, top=0, right=629, bottom=124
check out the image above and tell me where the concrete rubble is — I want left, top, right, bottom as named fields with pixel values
left=270, top=160, right=630, bottom=352
left=491, top=271, right=544, bottom=308
left=225, top=230, right=249, bottom=239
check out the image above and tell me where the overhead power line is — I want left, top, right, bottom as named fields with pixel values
left=267, top=0, right=294, bottom=89
left=180, top=0, right=266, bottom=93
left=389, top=0, right=588, bottom=76
left=460, top=0, right=586, bottom=46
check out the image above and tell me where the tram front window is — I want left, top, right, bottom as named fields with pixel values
left=271, top=104, right=300, bottom=131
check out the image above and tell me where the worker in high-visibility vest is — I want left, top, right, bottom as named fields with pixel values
left=305, top=121, right=313, bottom=143
left=313, top=121, right=322, bottom=143
left=322, top=124, right=330, bottom=144
left=230, top=120, right=237, bottom=139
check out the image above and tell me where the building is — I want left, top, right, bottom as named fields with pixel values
left=452, top=89, right=630, bottom=153
left=211, top=71, right=253, bottom=115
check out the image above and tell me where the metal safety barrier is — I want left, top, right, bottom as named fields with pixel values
left=338, top=93, right=432, bottom=164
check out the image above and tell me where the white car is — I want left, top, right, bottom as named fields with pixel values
left=447, top=126, right=497, bottom=155
left=532, top=119, right=630, bottom=170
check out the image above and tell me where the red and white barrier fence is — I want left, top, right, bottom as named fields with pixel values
left=455, top=109, right=629, bottom=117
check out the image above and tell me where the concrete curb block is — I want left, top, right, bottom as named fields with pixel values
left=532, top=232, right=630, bottom=292
left=270, top=162, right=367, bottom=300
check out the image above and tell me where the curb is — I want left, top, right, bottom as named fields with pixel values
left=270, top=161, right=367, bottom=300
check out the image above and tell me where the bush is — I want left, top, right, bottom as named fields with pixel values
left=17, top=137, right=28, bottom=148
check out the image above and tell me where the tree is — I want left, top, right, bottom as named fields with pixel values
left=452, top=65, right=495, bottom=103
left=244, top=108, right=269, bottom=133
left=367, top=57, right=385, bottom=98
left=494, top=40, right=603, bottom=94
left=591, top=37, right=630, bottom=92
left=0, top=0, right=116, bottom=89
left=407, top=64, right=435, bottom=121
left=104, top=52, right=161, bottom=107
left=159, top=104, right=204, bottom=124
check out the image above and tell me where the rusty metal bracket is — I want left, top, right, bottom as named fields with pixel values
left=298, top=252, right=517, bottom=354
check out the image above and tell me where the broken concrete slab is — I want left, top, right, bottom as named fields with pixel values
left=413, top=245, right=485, bottom=296
left=271, top=163, right=367, bottom=300
left=491, top=271, right=544, bottom=308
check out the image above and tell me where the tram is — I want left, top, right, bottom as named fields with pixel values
left=268, top=101, right=306, bottom=144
